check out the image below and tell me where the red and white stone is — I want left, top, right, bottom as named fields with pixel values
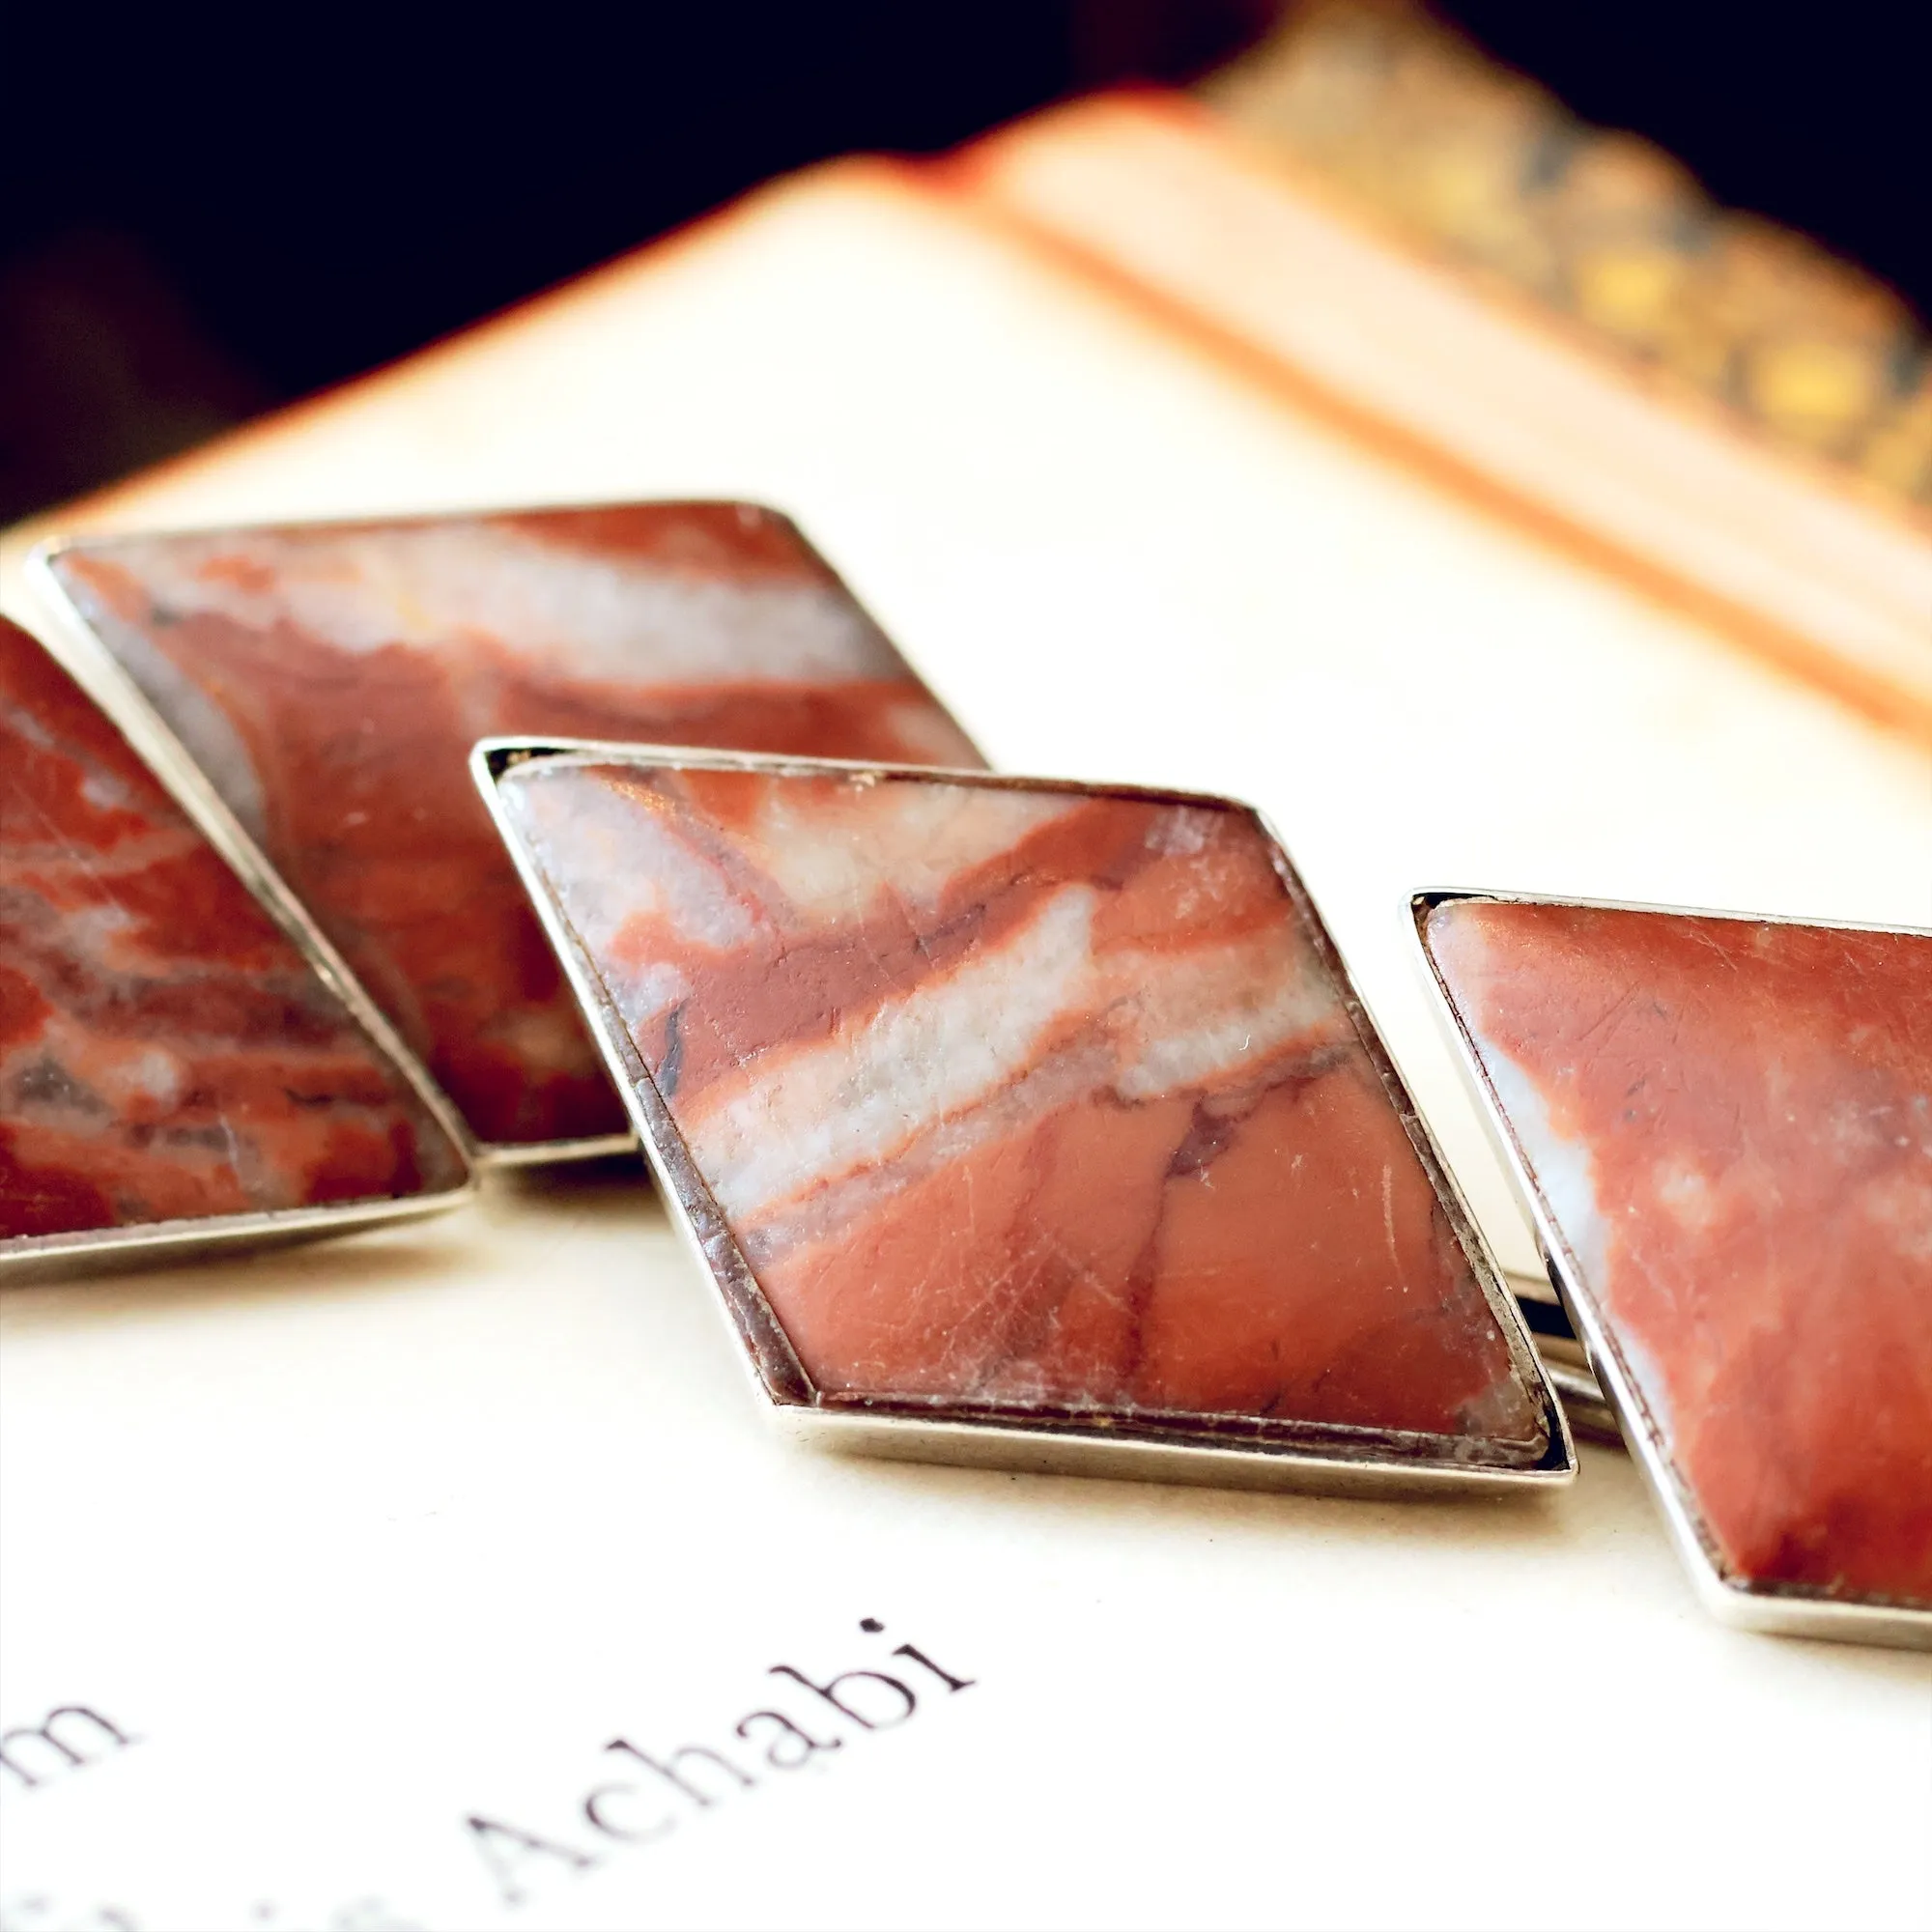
left=1425, top=896, right=1932, bottom=1607
left=499, top=758, right=1550, bottom=1465
left=0, top=616, right=467, bottom=1254
left=49, top=505, right=982, bottom=1152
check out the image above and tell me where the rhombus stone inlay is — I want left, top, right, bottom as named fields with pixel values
left=1425, top=896, right=1932, bottom=1608
left=0, top=616, right=466, bottom=1254
left=498, top=757, right=1550, bottom=1467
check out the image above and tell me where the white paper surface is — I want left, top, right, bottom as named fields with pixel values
left=6, top=1178, right=1929, bottom=1932
left=3, top=165, right=1929, bottom=1931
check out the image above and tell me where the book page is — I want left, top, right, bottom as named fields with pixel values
left=3, top=164, right=1928, bottom=1932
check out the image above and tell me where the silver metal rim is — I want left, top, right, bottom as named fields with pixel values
left=1, top=1185, right=473, bottom=1284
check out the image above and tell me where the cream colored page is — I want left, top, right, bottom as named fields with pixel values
left=3, top=1183, right=1927, bottom=1932
left=7, top=165, right=1928, bottom=1280
left=2, top=168, right=1928, bottom=1932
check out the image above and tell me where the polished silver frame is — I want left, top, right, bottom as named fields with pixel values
left=0, top=617, right=476, bottom=1284
left=1412, top=888, right=1932, bottom=1647
left=473, top=737, right=1576, bottom=1494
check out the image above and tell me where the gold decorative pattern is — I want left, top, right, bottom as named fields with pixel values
left=1208, top=1, right=1932, bottom=505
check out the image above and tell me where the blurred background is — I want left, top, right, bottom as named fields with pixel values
left=2, top=0, right=1926, bottom=525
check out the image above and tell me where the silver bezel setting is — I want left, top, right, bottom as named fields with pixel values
left=1411, top=887, right=1932, bottom=1647
left=472, top=736, right=1576, bottom=1495
left=1, top=611, right=477, bottom=1283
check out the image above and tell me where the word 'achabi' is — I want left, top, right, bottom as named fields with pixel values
left=465, top=1619, right=976, bottom=1908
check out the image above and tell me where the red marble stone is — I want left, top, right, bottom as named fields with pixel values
left=497, top=756, right=1551, bottom=1468
left=0, top=615, right=468, bottom=1261
left=47, top=505, right=983, bottom=1153
left=1424, top=896, right=1932, bottom=1608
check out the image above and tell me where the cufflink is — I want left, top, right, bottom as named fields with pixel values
left=0, top=614, right=471, bottom=1280
left=1415, top=890, right=1932, bottom=1647
left=34, top=503, right=983, bottom=1166
left=474, top=740, right=1574, bottom=1493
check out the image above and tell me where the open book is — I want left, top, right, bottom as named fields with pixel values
left=3, top=69, right=1927, bottom=1932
